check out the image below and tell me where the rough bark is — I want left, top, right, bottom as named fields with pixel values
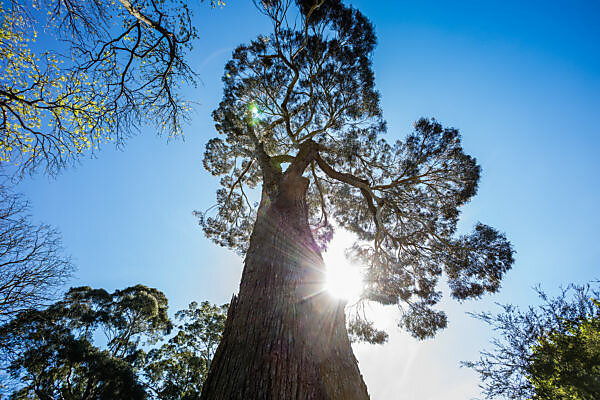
left=200, top=170, right=370, bottom=399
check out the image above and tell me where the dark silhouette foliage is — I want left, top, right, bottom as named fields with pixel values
left=141, top=301, right=228, bottom=400
left=0, top=285, right=169, bottom=399
left=0, top=285, right=227, bottom=399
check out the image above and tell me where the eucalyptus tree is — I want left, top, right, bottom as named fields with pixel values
left=0, top=286, right=227, bottom=400
left=141, top=301, right=227, bottom=400
left=0, top=285, right=171, bottom=399
left=198, top=0, right=514, bottom=398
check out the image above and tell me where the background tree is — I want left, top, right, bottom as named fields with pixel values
left=464, top=283, right=600, bottom=400
left=0, top=182, right=72, bottom=322
left=0, top=285, right=171, bottom=399
left=0, top=0, right=222, bottom=176
left=141, top=301, right=227, bottom=400
left=529, top=302, right=600, bottom=399
left=197, top=0, right=513, bottom=398
left=0, top=286, right=227, bottom=400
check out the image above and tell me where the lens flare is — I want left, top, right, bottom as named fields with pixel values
left=248, top=102, right=263, bottom=125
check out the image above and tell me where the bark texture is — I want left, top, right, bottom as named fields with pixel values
left=200, top=171, right=370, bottom=399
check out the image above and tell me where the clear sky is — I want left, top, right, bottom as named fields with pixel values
left=18, top=1, right=600, bottom=399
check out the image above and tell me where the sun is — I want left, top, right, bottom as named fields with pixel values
left=322, top=234, right=365, bottom=302
left=324, top=259, right=364, bottom=302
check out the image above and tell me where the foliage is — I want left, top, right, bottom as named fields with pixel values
left=347, top=314, right=388, bottom=345
left=0, top=0, right=222, bottom=176
left=528, top=299, right=600, bottom=399
left=0, top=285, right=171, bottom=399
left=0, top=182, right=72, bottom=321
left=141, top=301, right=228, bottom=400
left=197, top=0, right=514, bottom=341
left=464, top=283, right=600, bottom=399
left=0, top=285, right=227, bottom=400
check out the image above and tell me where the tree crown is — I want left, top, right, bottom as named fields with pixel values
left=199, top=0, right=514, bottom=340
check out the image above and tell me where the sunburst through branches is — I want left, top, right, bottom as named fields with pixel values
left=323, top=235, right=365, bottom=303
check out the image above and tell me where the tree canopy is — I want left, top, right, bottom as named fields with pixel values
left=0, top=285, right=170, bottom=399
left=0, top=285, right=227, bottom=399
left=141, top=301, right=227, bottom=399
left=464, top=283, right=600, bottom=399
left=0, top=0, right=221, bottom=176
left=198, top=0, right=514, bottom=340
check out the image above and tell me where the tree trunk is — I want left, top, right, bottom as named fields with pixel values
left=200, top=173, right=370, bottom=399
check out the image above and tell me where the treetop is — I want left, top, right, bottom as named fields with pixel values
left=199, top=0, right=514, bottom=340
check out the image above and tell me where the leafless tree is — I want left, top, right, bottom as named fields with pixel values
left=0, top=183, right=73, bottom=321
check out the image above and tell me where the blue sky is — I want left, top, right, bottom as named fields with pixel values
left=18, top=1, right=600, bottom=399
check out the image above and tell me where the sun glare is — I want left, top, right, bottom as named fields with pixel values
left=322, top=234, right=365, bottom=302
left=324, top=259, right=364, bottom=302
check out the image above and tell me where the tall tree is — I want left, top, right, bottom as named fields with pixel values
left=0, top=0, right=221, bottom=176
left=464, top=283, right=600, bottom=400
left=0, top=182, right=72, bottom=322
left=197, top=0, right=514, bottom=398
